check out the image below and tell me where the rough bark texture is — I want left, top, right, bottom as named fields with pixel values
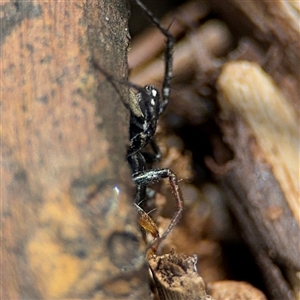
left=148, top=251, right=214, bottom=300
left=2, top=1, right=151, bottom=299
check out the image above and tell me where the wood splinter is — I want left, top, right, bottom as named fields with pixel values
left=148, top=250, right=214, bottom=300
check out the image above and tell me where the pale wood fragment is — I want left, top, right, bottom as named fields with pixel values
left=218, top=61, right=299, bottom=227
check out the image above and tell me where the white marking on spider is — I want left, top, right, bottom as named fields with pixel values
left=151, top=89, right=157, bottom=97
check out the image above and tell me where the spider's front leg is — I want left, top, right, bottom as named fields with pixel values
left=128, top=151, right=160, bottom=241
left=127, top=151, right=147, bottom=204
left=132, top=167, right=184, bottom=250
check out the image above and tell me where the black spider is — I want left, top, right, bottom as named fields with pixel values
left=127, top=0, right=183, bottom=253
left=93, top=0, right=183, bottom=254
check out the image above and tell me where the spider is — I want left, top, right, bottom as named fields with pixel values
left=94, top=0, right=184, bottom=255
left=127, top=0, right=183, bottom=255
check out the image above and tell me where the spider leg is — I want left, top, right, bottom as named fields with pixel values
left=141, top=139, right=162, bottom=163
left=128, top=152, right=147, bottom=204
left=133, top=0, right=174, bottom=115
left=128, top=152, right=160, bottom=240
left=132, top=167, right=183, bottom=251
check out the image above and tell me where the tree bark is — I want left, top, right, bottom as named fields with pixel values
left=2, top=1, right=151, bottom=299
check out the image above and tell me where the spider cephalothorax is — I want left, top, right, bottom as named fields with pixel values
left=128, top=85, right=161, bottom=157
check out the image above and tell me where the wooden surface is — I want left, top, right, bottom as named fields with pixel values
left=2, top=0, right=299, bottom=299
left=148, top=251, right=214, bottom=300
left=2, top=1, right=151, bottom=299
left=208, top=60, right=300, bottom=300
left=207, top=281, right=267, bottom=300
left=208, top=1, right=300, bottom=299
